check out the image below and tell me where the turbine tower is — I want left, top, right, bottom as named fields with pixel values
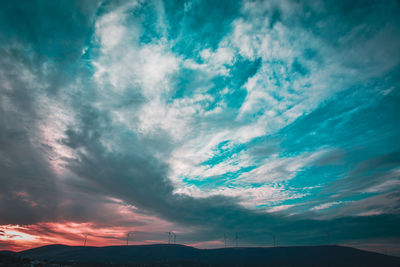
left=235, top=232, right=238, bottom=247
left=126, top=231, right=134, bottom=246
left=166, top=231, right=172, bottom=244
left=326, top=231, right=330, bottom=245
left=83, top=233, right=88, bottom=247
left=223, top=233, right=227, bottom=248
left=272, top=234, right=276, bottom=247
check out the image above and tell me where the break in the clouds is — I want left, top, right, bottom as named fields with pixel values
left=1, top=0, right=400, bottom=256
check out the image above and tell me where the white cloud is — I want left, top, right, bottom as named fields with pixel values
left=240, top=150, right=326, bottom=183
left=362, top=170, right=400, bottom=193
left=174, top=183, right=306, bottom=208
left=357, top=210, right=384, bottom=216
left=311, top=201, right=343, bottom=211
left=267, top=204, right=295, bottom=213
left=36, top=93, right=77, bottom=174
left=185, top=46, right=235, bottom=76
left=95, top=2, right=140, bottom=52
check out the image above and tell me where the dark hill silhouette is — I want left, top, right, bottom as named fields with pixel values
left=0, top=250, right=15, bottom=255
left=9, top=244, right=400, bottom=266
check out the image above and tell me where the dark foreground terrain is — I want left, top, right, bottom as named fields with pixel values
left=1, top=244, right=399, bottom=266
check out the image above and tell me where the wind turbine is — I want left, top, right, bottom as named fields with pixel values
left=126, top=231, right=134, bottom=246
left=235, top=232, right=238, bottom=247
left=326, top=231, right=330, bottom=245
left=223, top=233, right=227, bottom=248
left=83, top=233, right=88, bottom=247
left=166, top=231, right=172, bottom=244
left=272, top=234, right=276, bottom=247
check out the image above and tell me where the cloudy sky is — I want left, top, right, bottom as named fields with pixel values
left=1, top=0, right=400, bottom=256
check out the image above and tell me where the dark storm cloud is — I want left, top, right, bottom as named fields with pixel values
left=0, top=49, right=59, bottom=224
left=0, top=0, right=102, bottom=95
left=0, top=0, right=117, bottom=225
left=0, top=0, right=100, bottom=61
left=320, top=150, right=400, bottom=198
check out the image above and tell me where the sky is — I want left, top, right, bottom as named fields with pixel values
left=0, top=0, right=400, bottom=256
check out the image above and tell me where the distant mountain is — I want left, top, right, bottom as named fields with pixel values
left=9, top=244, right=400, bottom=266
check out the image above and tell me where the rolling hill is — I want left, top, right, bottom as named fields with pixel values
left=6, top=244, right=400, bottom=266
